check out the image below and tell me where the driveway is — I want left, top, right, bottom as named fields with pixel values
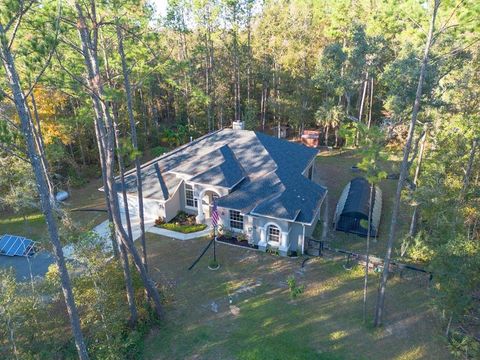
left=63, top=208, right=156, bottom=258
left=0, top=251, right=55, bottom=281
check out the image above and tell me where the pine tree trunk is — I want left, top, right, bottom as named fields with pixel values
left=0, top=23, right=89, bottom=360
left=75, top=2, right=163, bottom=318
left=367, top=77, right=374, bottom=128
left=358, top=73, right=368, bottom=123
left=94, top=114, right=120, bottom=259
left=374, top=0, right=439, bottom=327
left=363, top=184, right=374, bottom=323
left=113, top=117, right=138, bottom=325
left=116, top=22, right=148, bottom=272
left=409, top=128, right=428, bottom=238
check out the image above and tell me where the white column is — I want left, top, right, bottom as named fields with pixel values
left=196, top=193, right=205, bottom=223
left=258, top=227, right=267, bottom=251
left=279, top=231, right=289, bottom=256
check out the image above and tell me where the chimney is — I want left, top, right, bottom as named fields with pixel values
left=232, top=121, right=245, bottom=130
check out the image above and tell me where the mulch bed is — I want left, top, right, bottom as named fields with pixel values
left=217, top=235, right=258, bottom=249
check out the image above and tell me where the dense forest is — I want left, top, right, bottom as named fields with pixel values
left=1, top=0, right=479, bottom=358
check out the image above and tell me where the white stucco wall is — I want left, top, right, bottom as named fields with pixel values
left=118, top=194, right=164, bottom=222
left=164, top=182, right=183, bottom=222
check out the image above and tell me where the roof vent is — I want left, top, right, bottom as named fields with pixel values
left=232, top=121, right=245, bottom=130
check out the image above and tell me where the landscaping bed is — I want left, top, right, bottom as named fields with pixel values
left=155, top=211, right=207, bottom=234
left=216, top=234, right=258, bottom=249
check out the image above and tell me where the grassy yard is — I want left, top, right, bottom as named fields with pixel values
left=314, top=149, right=413, bottom=261
left=0, top=177, right=107, bottom=248
left=142, top=234, right=449, bottom=360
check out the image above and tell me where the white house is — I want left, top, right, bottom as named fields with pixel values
left=114, top=126, right=327, bottom=256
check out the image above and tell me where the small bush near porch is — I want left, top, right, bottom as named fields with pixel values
left=155, top=211, right=207, bottom=234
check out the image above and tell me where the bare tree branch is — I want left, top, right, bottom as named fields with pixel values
left=53, top=49, right=97, bottom=97
left=0, top=88, right=14, bottom=102
left=0, top=142, right=30, bottom=164
left=0, top=113, right=20, bottom=131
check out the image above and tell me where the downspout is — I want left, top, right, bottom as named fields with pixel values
left=301, top=224, right=306, bottom=254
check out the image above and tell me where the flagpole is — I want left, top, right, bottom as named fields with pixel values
left=212, top=199, right=217, bottom=264
left=213, top=224, right=217, bottom=262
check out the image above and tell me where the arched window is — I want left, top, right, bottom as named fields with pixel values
left=267, top=225, right=280, bottom=245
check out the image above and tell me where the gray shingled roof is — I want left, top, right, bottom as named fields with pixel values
left=115, top=164, right=181, bottom=201
left=115, top=129, right=326, bottom=224
left=187, top=145, right=245, bottom=188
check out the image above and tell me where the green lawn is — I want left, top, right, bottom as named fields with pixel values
left=0, top=212, right=48, bottom=240
left=142, top=234, right=449, bottom=360
left=0, top=177, right=107, bottom=247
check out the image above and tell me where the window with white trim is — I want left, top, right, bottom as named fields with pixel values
left=229, top=210, right=243, bottom=230
left=185, top=184, right=198, bottom=208
left=268, top=225, right=280, bottom=244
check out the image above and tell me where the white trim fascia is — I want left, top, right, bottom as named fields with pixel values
left=249, top=209, right=300, bottom=224
left=189, top=181, right=229, bottom=192
left=301, top=156, right=316, bottom=176
left=185, top=176, right=246, bottom=192
left=226, top=176, right=246, bottom=191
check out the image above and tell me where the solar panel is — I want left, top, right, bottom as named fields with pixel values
left=0, top=234, right=36, bottom=257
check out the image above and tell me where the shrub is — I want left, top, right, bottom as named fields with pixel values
left=267, top=247, right=279, bottom=256
left=158, top=223, right=207, bottom=234
left=151, top=145, right=168, bottom=158
left=237, top=233, right=248, bottom=242
left=223, top=229, right=233, bottom=239
left=154, top=217, right=165, bottom=226
left=287, top=275, right=305, bottom=299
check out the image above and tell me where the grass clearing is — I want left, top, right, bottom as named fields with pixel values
left=142, top=234, right=449, bottom=360
left=0, top=177, right=107, bottom=247
left=314, top=149, right=413, bottom=261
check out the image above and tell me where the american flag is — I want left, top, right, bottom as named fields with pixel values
left=211, top=200, right=220, bottom=228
